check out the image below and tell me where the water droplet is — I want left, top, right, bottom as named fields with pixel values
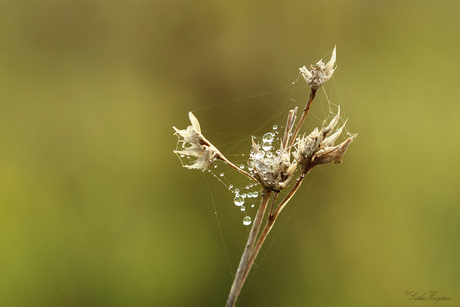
left=229, top=184, right=233, bottom=189
left=253, top=191, right=258, bottom=198
left=239, top=164, right=245, bottom=169
left=234, top=195, right=245, bottom=206
left=266, top=151, right=273, bottom=158
left=241, top=193, right=247, bottom=198
left=234, top=188, right=240, bottom=195
left=251, top=204, right=255, bottom=207
left=262, top=142, right=272, bottom=151
left=263, top=132, right=275, bottom=142
left=273, top=125, right=278, bottom=130
left=240, top=206, right=246, bottom=211
left=220, top=173, right=224, bottom=177
left=243, top=216, right=252, bottom=226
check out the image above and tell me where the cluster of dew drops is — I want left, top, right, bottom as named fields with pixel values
left=231, top=124, right=280, bottom=226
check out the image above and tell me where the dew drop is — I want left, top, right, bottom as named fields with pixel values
left=239, top=164, right=245, bottom=169
left=243, top=216, right=252, bottom=226
left=180, top=154, right=185, bottom=157
left=241, top=193, right=247, bottom=198
left=234, top=195, right=245, bottom=206
left=234, top=188, right=240, bottom=195
left=229, top=184, right=233, bottom=189
left=263, top=132, right=275, bottom=142
left=262, top=142, right=272, bottom=151
left=252, top=191, right=258, bottom=198
left=251, top=204, right=255, bottom=208
left=266, top=151, right=273, bottom=159
left=240, top=206, right=246, bottom=211
left=273, top=125, right=278, bottom=130
left=220, top=173, right=224, bottom=177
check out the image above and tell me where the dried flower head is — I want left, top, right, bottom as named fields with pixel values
left=248, top=108, right=298, bottom=192
left=299, top=46, right=336, bottom=90
left=293, top=106, right=356, bottom=168
left=173, top=112, right=219, bottom=171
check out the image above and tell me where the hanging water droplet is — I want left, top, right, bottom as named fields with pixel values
left=251, top=204, right=255, bottom=207
left=239, top=164, right=245, bottom=169
left=262, top=142, right=272, bottom=151
left=266, top=151, right=273, bottom=159
left=240, top=206, right=246, bottom=211
left=229, top=184, right=233, bottom=189
left=252, top=191, right=258, bottom=198
left=234, top=195, right=244, bottom=206
left=220, top=173, right=224, bottom=177
left=273, top=125, right=278, bottom=130
left=263, top=132, right=275, bottom=142
left=234, top=188, right=240, bottom=195
left=243, top=216, right=252, bottom=226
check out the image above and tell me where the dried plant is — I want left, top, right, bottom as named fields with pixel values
left=173, top=46, right=356, bottom=307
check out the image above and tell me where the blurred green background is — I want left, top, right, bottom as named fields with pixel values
left=1, top=0, right=459, bottom=306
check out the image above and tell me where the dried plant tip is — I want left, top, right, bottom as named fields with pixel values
left=313, top=135, right=356, bottom=165
left=173, top=112, right=219, bottom=171
left=293, top=106, right=356, bottom=167
left=299, top=45, right=336, bottom=90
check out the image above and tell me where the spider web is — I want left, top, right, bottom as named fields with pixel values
left=173, top=57, right=353, bottom=279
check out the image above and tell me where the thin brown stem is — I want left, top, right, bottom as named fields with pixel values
left=289, top=89, right=317, bottom=148
left=218, top=154, right=257, bottom=183
left=240, top=167, right=314, bottom=286
left=226, top=190, right=272, bottom=307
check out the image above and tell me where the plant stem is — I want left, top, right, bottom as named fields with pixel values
left=225, top=189, right=272, bottom=307
left=218, top=154, right=257, bottom=183
left=289, top=89, right=317, bottom=148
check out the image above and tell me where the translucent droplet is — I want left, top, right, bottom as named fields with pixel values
left=229, top=184, right=233, bottom=189
left=243, top=216, right=252, bottom=226
left=220, top=173, right=224, bottom=177
left=241, top=193, right=247, bottom=198
left=273, top=125, right=278, bottom=130
left=266, top=151, right=273, bottom=158
left=214, top=165, right=218, bottom=168
left=252, top=191, right=258, bottom=198
left=251, top=204, right=255, bottom=207
left=262, top=142, right=272, bottom=151
left=234, top=188, right=240, bottom=195
left=239, top=164, right=244, bottom=169
left=240, top=206, right=246, bottom=211
left=234, top=195, right=244, bottom=206
left=263, top=132, right=274, bottom=142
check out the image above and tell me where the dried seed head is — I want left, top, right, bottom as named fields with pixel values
left=293, top=106, right=356, bottom=168
left=299, top=45, right=336, bottom=90
left=173, top=112, right=219, bottom=171
left=248, top=109, right=298, bottom=192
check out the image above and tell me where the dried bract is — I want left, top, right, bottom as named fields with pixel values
left=299, top=46, right=336, bottom=90
left=173, top=112, right=219, bottom=171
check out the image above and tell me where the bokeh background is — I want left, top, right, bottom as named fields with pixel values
left=1, top=0, right=459, bottom=306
